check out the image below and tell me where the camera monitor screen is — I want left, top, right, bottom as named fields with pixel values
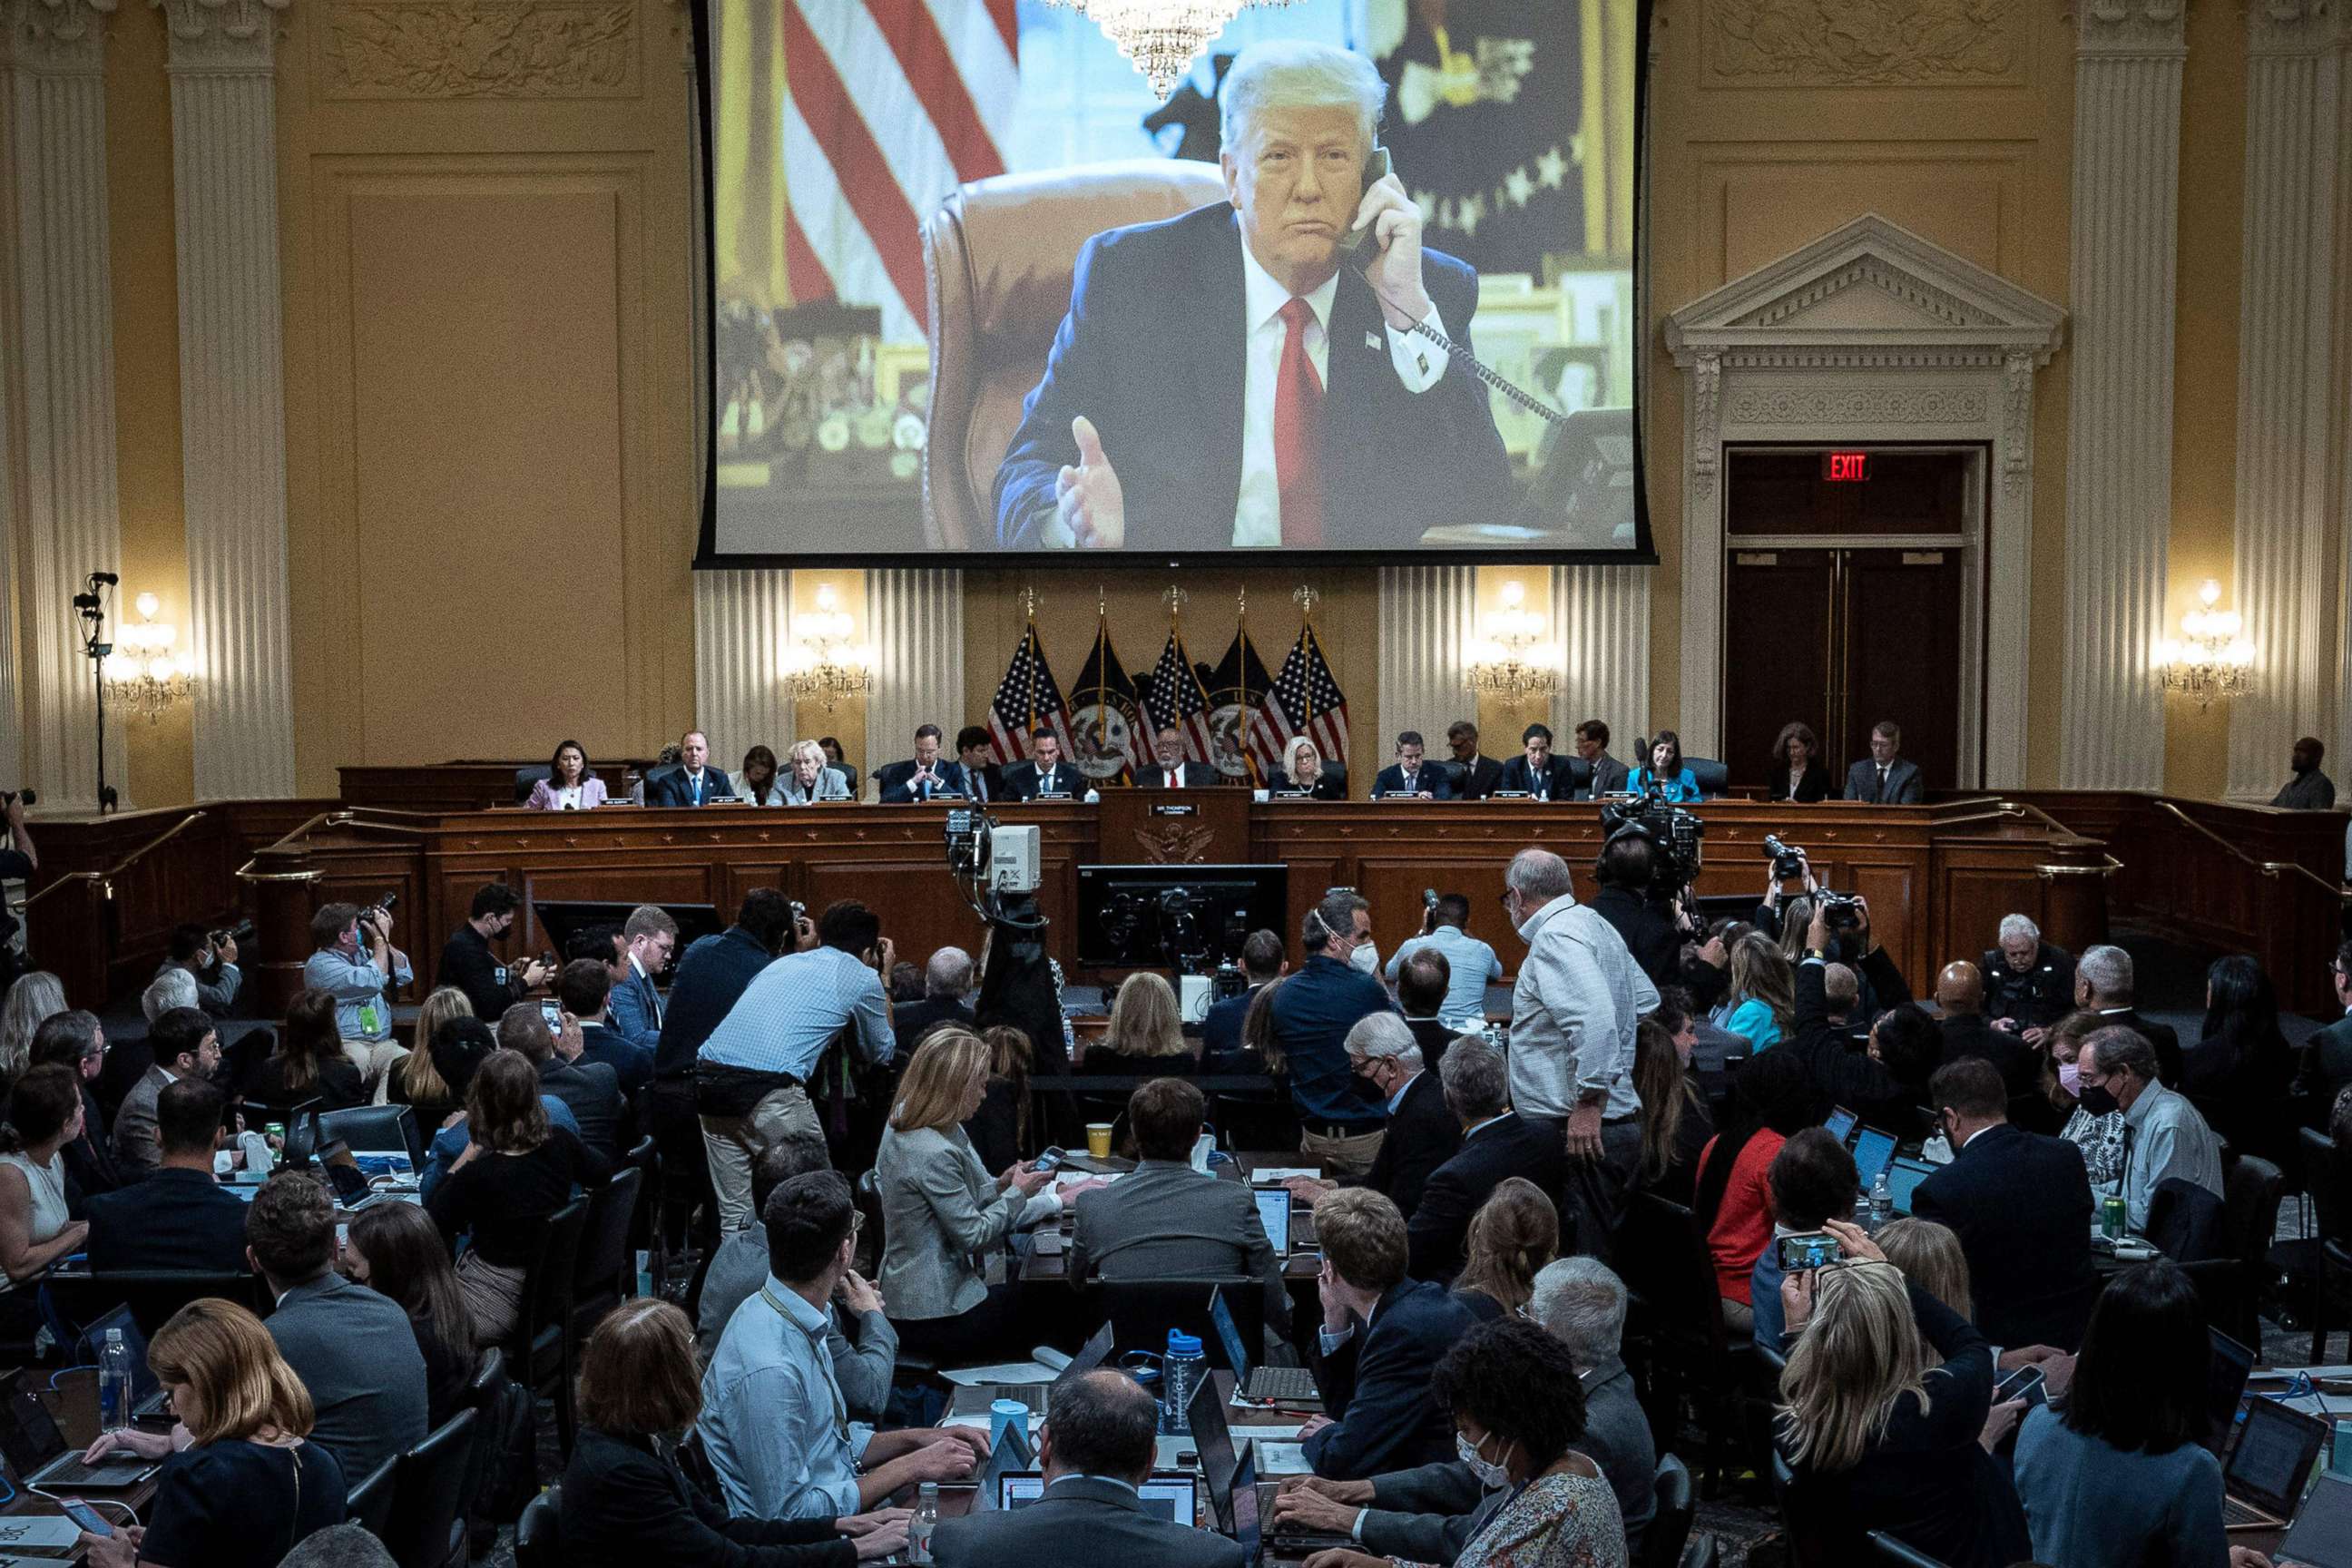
left=700, top=2, right=1648, bottom=563
left=1076, top=863, right=1289, bottom=969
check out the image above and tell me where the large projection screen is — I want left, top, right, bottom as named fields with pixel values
left=699, top=1, right=1649, bottom=564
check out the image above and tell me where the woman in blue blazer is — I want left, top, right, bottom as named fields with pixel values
left=1629, top=730, right=1703, bottom=801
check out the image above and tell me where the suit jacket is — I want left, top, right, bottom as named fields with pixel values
left=1492, top=754, right=1588, bottom=800
left=2096, top=1007, right=2183, bottom=1089
left=2299, top=1015, right=2352, bottom=1105
left=893, top=996, right=978, bottom=1062
left=772, top=768, right=852, bottom=806
left=1843, top=757, right=1924, bottom=804
left=1371, top=764, right=1454, bottom=800
left=994, top=202, right=1510, bottom=551
left=1407, top=1112, right=1571, bottom=1281
left=1357, top=1071, right=1460, bottom=1222
left=1981, top=944, right=2077, bottom=1033
left=1583, top=754, right=1632, bottom=798
left=539, top=1056, right=625, bottom=1161
left=1765, top=764, right=1833, bottom=804
left=524, top=776, right=610, bottom=811
left=578, top=1021, right=653, bottom=1096
left=877, top=758, right=971, bottom=803
left=1140, top=760, right=1220, bottom=789
left=1910, top=1122, right=2097, bottom=1353
left=112, top=1065, right=172, bottom=1179
left=86, top=1166, right=251, bottom=1274
left=645, top=767, right=736, bottom=808
left=266, top=1271, right=429, bottom=1489
left=1201, top=983, right=1267, bottom=1062
left=934, top=1475, right=1242, bottom=1568
left=561, top=1426, right=855, bottom=1568
left=1305, top=1279, right=1475, bottom=1480
left=1449, top=756, right=1504, bottom=801
left=1266, top=765, right=1348, bottom=799
left=610, top=963, right=663, bottom=1055
left=1068, top=1158, right=1288, bottom=1331
left=1001, top=760, right=1079, bottom=800
left=959, top=761, right=1005, bottom=806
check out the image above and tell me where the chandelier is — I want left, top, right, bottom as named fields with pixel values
left=1047, top=0, right=1294, bottom=99
left=782, top=583, right=873, bottom=711
left=2154, top=578, right=2254, bottom=710
left=1465, top=580, right=1563, bottom=701
left=107, top=593, right=194, bottom=722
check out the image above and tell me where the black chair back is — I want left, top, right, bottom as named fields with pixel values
left=1685, top=758, right=1729, bottom=798
left=513, top=1486, right=562, bottom=1568
left=514, top=767, right=551, bottom=804
left=386, top=1406, right=478, bottom=1568
left=1617, top=1192, right=1731, bottom=1356
left=346, top=1455, right=398, bottom=1538
left=572, top=1164, right=646, bottom=1335
left=1095, top=1277, right=1259, bottom=1370
left=510, top=1198, right=590, bottom=1457
left=319, top=1105, right=422, bottom=1167
left=1642, top=1453, right=1695, bottom=1568
left=455, top=1348, right=509, bottom=1547
left=46, top=1269, right=267, bottom=1339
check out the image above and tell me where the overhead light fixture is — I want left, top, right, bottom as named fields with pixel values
left=1465, top=580, right=1562, bottom=701
left=108, top=592, right=194, bottom=722
left=782, top=583, right=873, bottom=711
left=2154, top=578, right=2254, bottom=710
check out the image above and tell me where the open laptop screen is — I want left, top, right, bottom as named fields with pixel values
left=1000, top=1474, right=1199, bottom=1524
left=1824, top=1106, right=1857, bottom=1143
left=2228, top=1397, right=2328, bottom=1517
left=2205, top=1328, right=2256, bottom=1455
left=1850, top=1126, right=1897, bottom=1191
left=1253, top=1188, right=1290, bottom=1255
left=1883, top=1156, right=1935, bottom=1217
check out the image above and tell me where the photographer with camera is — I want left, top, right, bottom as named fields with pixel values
left=1588, top=832, right=1682, bottom=992
left=156, top=921, right=245, bottom=1019
left=300, top=899, right=414, bottom=1094
left=1787, top=897, right=1940, bottom=1142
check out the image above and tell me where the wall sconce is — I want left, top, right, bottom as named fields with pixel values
left=782, top=583, right=873, bottom=711
left=1466, top=581, right=1563, bottom=701
left=2154, top=579, right=2254, bottom=710
left=107, top=592, right=194, bottom=722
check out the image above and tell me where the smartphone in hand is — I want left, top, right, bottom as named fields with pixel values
left=1994, top=1366, right=2047, bottom=1408
left=1777, top=1231, right=1842, bottom=1272
left=59, top=1501, right=111, bottom=1537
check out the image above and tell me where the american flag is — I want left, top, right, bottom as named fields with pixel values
left=781, top=0, right=1016, bottom=342
left=1248, top=623, right=1350, bottom=777
left=985, top=622, right=1072, bottom=765
left=1143, top=626, right=1218, bottom=765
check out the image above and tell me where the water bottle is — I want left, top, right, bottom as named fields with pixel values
left=97, top=1328, right=132, bottom=1432
left=1869, top=1168, right=1894, bottom=1231
left=1161, top=1330, right=1205, bottom=1435
left=909, top=1481, right=939, bottom=1563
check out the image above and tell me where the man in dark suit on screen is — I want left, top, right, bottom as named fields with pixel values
left=993, top=41, right=1509, bottom=552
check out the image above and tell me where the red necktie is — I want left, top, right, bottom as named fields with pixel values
left=1274, top=296, right=1324, bottom=546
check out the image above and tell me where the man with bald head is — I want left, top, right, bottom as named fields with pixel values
left=1935, top=958, right=2037, bottom=1103
left=1503, top=846, right=1658, bottom=1260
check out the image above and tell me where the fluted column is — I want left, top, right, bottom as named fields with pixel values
left=1, top=0, right=124, bottom=808
left=162, top=0, right=295, bottom=799
left=1377, top=566, right=1475, bottom=752
left=1550, top=564, right=1651, bottom=745
left=2225, top=0, right=2347, bottom=799
left=867, top=568, right=964, bottom=775
left=2058, top=0, right=2187, bottom=789
left=692, top=569, right=793, bottom=764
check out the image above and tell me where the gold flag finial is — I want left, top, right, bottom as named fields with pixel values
left=1021, top=583, right=1040, bottom=621
left=1294, top=584, right=1320, bottom=621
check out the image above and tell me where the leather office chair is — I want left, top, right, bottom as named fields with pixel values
left=921, top=159, right=1228, bottom=548
left=512, top=766, right=550, bottom=804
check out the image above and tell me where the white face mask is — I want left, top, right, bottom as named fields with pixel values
left=1349, top=939, right=1379, bottom=976
left=1455, top=1430, right=1511, bottom=1489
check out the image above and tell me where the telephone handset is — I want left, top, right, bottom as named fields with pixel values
left=1335, top=145, right=1393, bottom=263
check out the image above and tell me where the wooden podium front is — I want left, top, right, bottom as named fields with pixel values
left=1093, top=789, right=1251, bottom=866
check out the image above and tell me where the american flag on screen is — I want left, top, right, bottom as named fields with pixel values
left=782, top=0, right=1016, bottom=342
left=1248, top=622, right=1350, bottom=777
left=1143, top=625, right=1218, bottom=765
left=985, top=622, right=1072, bottom=766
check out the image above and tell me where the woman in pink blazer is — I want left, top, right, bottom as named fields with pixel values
left=524, top=740, right=609, bottom=810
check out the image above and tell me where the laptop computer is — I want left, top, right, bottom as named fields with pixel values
left=1882, top=1155, right=1936, bottom=1217
left=969, top=1421, right=1034, bottom=1512
left=1230, top=1446, right=1261, bottom=1561
left=2281, top=1471, right=2352, bottom=1567
left=2204, top=1328, right=2257, bottom=1455
left=1000, top=1472, right=1198, bottom=1524
left=1824, top=1106, right=1858, bottom=1143
left=1189, top=1368, right=1240, bottom=1531
left=1849, top=1125, right=1898, bottom=1192
left=2221, top=1396, right=2329, bottom=1530
left=0, top=1373, right=159, bottom=1490
left=1210, top=1287, right=1317, bottom=1406
left=949, top=1322, right=1114, bottom=1418
left=1254, top=1188, right=1291, bottom=1257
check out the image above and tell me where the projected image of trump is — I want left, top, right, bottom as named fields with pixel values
left=993, top=41, right=1512, bottom=552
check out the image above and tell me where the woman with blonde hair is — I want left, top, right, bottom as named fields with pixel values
left=0, top=971, right=64, bottom=1089
left=1873, top=1217, right=1974, bottom=1322
left=388, top=987, right=474, bottom=1125
left=1451, top=1177, right=1560, bottom=1322
left=1080, top=972, right=1198, bottom=1074
left=76, top=1298, right=346, bottom=1568
left=1269, top=735, right=1347, bottom=799
left=1721, top=932, right=1796, bottom=1052
left=1775, top=1221, right=2028, bottom=1566
left=874, top=1028, right=1098, bottom=1361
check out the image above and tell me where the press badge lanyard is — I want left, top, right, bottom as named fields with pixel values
left=760, top=1286, right=850, bottom=1441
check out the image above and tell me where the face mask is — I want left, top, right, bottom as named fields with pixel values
left=1349, top=940, right=1379, bottom=976
left=1455, top=1431, right=1511, bottom=1489
left=2057, top=1060, right=2082, bottom=1098
left=2076, top=1082, right=2120, bottom=1117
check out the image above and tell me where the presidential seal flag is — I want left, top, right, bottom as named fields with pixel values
left=1069, top=613, right=1145, bottom=785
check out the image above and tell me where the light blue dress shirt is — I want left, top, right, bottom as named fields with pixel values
left=701, top=1274, right=872, bottom=1519
left=1384, top=925, right=1504, bottom=1024
left=302, top=946, right=413, bottom=1041
left=699, top=946, right=894, bottom=1082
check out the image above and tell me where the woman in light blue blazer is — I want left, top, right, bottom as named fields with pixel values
left=1629, top=730, right=1703, bottom=801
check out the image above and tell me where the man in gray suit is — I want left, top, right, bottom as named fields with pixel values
left=932, top=1370, right=1242, bottom=1568
left=1067, top=1078, right=1289, bottom=1337
left=247, top=1172, right=428, bottom=1487
left=113, top=1007, right=220, bottom=1180
left=1843, top=720, right=1924, bottom=803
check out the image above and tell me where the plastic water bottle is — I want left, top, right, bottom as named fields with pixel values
left=1869, top=1168, right=1894, bottom=1231
left=97, top=1328, right=132, bottom=1432
left=1162, top=1330, right=1205, bottom=1434
left=909, top=1481, right=939, bottom=1563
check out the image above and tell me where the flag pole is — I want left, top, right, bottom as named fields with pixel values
left=1237, top=585, right=1259, bottom=786
left=1022, top=583, right=1040, bottom=737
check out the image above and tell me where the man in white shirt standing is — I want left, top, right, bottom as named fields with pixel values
left=1501, top=847, right=1657, bottom=1264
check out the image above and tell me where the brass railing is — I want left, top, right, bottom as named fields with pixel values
left=2151, top=799, right=2351, bottom=901
left=18, top=811, right=210, bottom=909
left=232, top=809, right=431, bottom=884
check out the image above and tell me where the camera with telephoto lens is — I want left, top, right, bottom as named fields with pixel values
left=1763, top=834, right=1863, bottom=933
left=210, top=917, right=255, bottom=948
left=0, top=789, right=33, bottom=808
left=1599, top=784, right=1705, bottom=896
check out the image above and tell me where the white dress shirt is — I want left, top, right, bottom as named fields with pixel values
left=1506, top=895, right=1658, bottom=1122
left=1231, top=235, right=1451, bottom=548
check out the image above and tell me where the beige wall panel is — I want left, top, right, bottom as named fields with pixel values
left=1713, top=162, right=2013, bottom=282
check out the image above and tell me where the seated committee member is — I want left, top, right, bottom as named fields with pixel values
left=113, top=1006, right=220, bottom=1179
left=1493, top=724, right=1583, bottom=800
left=1573, top=720, right=1632, bottom=797
left=737, top=745, right=788, bottom=807
left=778, top=740, right=853, bottom=805
left=954, top=726, right=1003, bottom=805
left=302, top=899, right=412, bottom=1092
left=1002, top=727, right=1077, bottom=799
left=1844, top=720, right=1924, bottom=803
left=1304, top=1188, right=1475, bottom=1479
left=645, top=730, right=737, bottom=807
left=877, top=725, right=970, bottom=802
left=1628, top=730, right=1701, bottom=801
left=934, top=1370, right=1242, bottom=1568
left=1269, top=734, right=1348, bottom=799
left=1141, top=725, right=1219, bottom=789
left=525, top=738, right=608, bottom=809
left=2075, top=1026, right=2222, bottom=1236
left=564, top=1300, right=909, bottom=1568
left=991, top=41, right=1510, bottom=553
left=702, top=1171, right=986, bottom=1520
left=1445, top=720, right=1504, bottom=800
left=1386, top=893, right=1502, bottom=1028
left=1767, top=720, right=1833, bottom=803
left=1372, top=731, right=1453, bottom=799
left=2272, top=734, right=2336, bottom=808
